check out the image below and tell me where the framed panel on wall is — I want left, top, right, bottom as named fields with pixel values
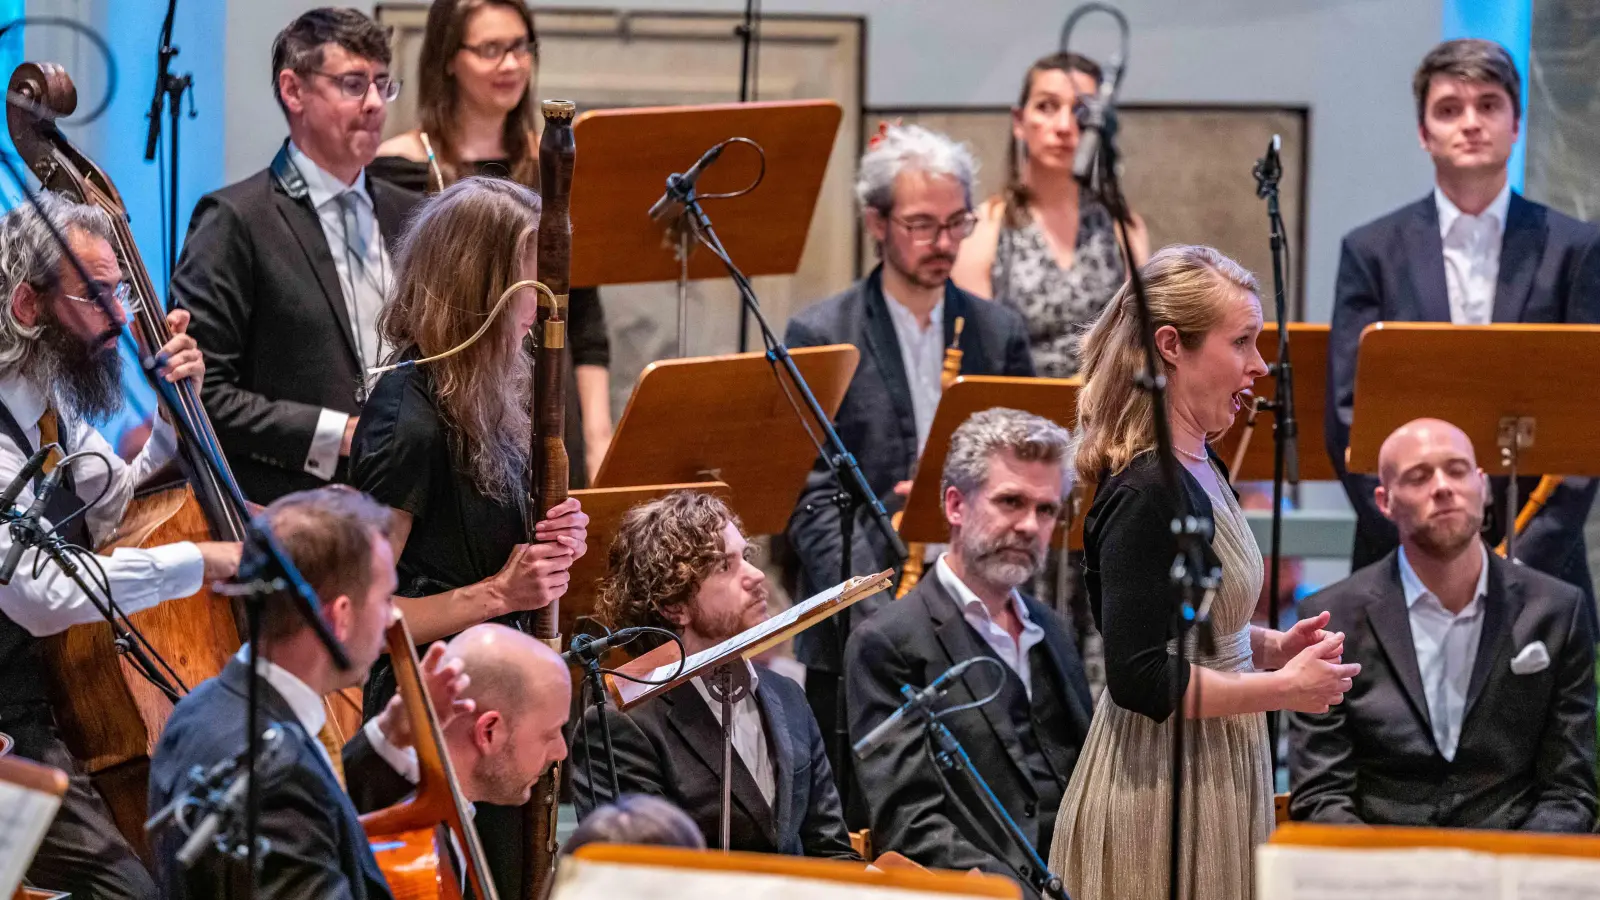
left=861, top=105, right=1310, bottom=319
left=375, top=5, right=865, bottom=416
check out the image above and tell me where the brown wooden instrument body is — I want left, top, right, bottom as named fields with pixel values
left=895, top=319, right=964, bottom=600
left=1496, top=474, right=1563, bottom=558
left=525, top=99, right=576, bottom=900
left=7, top=62, right=255, bottom=857
left=363, top=614, right=498, bottom=900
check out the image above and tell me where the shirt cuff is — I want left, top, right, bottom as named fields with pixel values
left=305, top=408, right=349, bottom=481
left=362, top=717, right=420, bottom=785
left=107, top=541, right=206, bottom=613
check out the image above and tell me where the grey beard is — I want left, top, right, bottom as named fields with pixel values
left=958, top=531, right=1044, bottom=591
left=27, top=323, right=124, bottom=423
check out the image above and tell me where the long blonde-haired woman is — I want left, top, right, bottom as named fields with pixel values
left=348, top=176, right=589, bottom=900
left=1049, top=245, right=1358, bottom=899
left=371, top=0, right=614, bottom=484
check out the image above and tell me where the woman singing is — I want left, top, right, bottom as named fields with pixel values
left=349, top=175, right=587, bottom=899
left=371, top=0, right=614, bottom=482
left=952, top=51, right=1149, bottom=379
left=1049, top=245, right=1357, bottom=899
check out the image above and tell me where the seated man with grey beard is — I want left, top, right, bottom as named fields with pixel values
left=846, top=408, right=1092, bottom=882
left=1290, top=417, right=1596, bottom=832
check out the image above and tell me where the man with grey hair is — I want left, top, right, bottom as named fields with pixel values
left=845, top=408, right=1090, bottom=886
left=0, top=193, right=242, bottom=899
left=785, top=124, right=1034, bottom=775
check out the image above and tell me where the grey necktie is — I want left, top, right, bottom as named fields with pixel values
left=335, top=191, right=369, bottom=271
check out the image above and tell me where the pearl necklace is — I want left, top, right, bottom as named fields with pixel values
left=1173, top=443, right=1209, bottom=463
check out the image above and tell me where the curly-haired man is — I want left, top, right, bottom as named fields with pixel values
left=570, top=491, right=857, bottom=859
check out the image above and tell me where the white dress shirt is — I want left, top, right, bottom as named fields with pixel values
left=1436, top=182, right=1511, bottom=326
left=935, top=554, right=1046, bottom=697
left=690, top=660, right=776, bottom=807
left=1398, top=543, right=1490, bottom=762
left=235, top=645, right=337, bottom=777
left=882, top=289, right=945, bottom=456
left=0, top=372, right=204, bottom=637
left=287, top=142, right=393, bottom=482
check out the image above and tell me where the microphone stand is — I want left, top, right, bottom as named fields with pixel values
left=569, top=639, right=621, bottom=804
left=1064, top=6, right=1221, bottom=900
left=143, top=0, right=195, bottom=285
left=733, top=0, right=761, bottom=353
left=666, top=162, right=906, bottom=819
left=1253, top=138, right=1296, bottom=774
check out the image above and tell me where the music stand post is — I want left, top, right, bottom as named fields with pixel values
left=705, top=662, right=753, bottom=853
left=1345, top=323, right=1600, bottom=565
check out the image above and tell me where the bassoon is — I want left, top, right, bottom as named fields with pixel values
left=524, top=98, right=575, bottom=900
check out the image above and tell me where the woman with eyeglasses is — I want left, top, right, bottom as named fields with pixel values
left=371, top=0, right=614, bottom=485
left=951, top=51, right=1150, bottom=380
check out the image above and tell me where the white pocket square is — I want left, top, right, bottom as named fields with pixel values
left=1510, top=641, right=1551, bottom=675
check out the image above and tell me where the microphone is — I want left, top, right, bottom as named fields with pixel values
left=1253, top=134, right=1282, bottom=198
left=0, top=466, right=64, bottom=585
left=1062, top=2, right=1130, bottom=187
left=648, top=141, right=728, bottom=222
left=172, top=725, right=289, bottom=868
left=853, top=657, right=986, bottom=759
left=0, top=446, right=51, bottom=512
left=562, top=627, right=653, bottom=666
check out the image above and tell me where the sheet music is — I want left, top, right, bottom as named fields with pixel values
left=0, top=781, right=63, bottom=898
left=1259, top=845, right=1600, bottom=900
left=555, top=857, right=1004, bottom=900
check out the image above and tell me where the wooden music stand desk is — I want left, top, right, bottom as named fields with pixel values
left=896, top=376, right=1083, bottom=550
left=560, top=844, right=1019, bottom=900
left=592, top=344, right=859, bottom=537
left=1345, top=323, right=1600, bottom=560
left=0, top=752, right=69, bottom=900
left=560, top=481, right=731, bottom=640
left=1213, top=323, right=1334, bottom=482
left=569, top=100, right=842, bottom=288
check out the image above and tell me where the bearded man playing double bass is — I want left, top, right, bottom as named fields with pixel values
left=0, top=195, right=242, bottom=899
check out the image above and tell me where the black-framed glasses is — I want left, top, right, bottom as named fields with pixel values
left=311, top=70, right=402, bottom=102
left=890, top=212, right=979, bottom=246
left=65, top=281, right=136, bottom=316
left=460, top=36, right=535, bottom=64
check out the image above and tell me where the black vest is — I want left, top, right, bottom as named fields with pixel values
left=997, top=640, right=1081, bottom=856
left=0, top=398, right=91, bottom=717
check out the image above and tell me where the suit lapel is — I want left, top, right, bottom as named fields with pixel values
left=1492, top=193, right=1543, bottom=323
left=270, top=144, right=361, bottom=365
left=924, top=582, right=1031, bottom=785
left=664, top=682, right=775, bottom=846
left=753, top=676, right=795, bottom=846
left=861, top=267, right=919, bottom=447
left=1463, top=554, right=1523, bottom=724
left=1364, top=557, right=1433, bottom=731
left=368, top=180, right=414, bottom=256
left=1403, top=196, right=1452, bottom=322
left=1024, top=598, right=1093, bottom=737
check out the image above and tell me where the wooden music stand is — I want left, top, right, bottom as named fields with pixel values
left=569, top=100, right=842, bottom=288
left=560, top=481, right=731, bottom=641
left=896, top=376, right=1083, bottom=550
left=0, top=752, right=68, bottom=900
left=598, top=571, right=891, bottom=853
left=1212, top=323, right=1334, bottom=482
left=592, top=345, right=859, bottom=537
left=1345, top=323, right=1600, bottom=561
left=559, top=844, right=1019, bottom=900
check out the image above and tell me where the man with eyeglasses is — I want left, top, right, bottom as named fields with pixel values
left=0, top=193, right=243, bottom=900
left=172, top=7, right=421, bottom=504
left=783, top=123, right=1034, bottom=802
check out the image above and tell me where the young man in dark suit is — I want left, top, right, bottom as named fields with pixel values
left=1326, top=39, right=1600, bottom=608
left=149, top=488, right=400, bottom=900
left=1290, top=418, right=1596, bottom=832
left=570, top=491, right=857, bottom=860
left=847, top=409, right=1092, bottom=883
left=785, top=124, right=1035, bottom=761
left=173, top=8, right=421, bottom=503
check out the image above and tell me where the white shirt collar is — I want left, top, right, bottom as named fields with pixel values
left=934, top=554, right=1035, bottom=629
left=287, top=140, right=369, bottom=211
left=1434, top=181, right=1512, bottom=240
left=235, top=644, right=328, bottom=738
left=1397, top=542, right=1490, bottom=614
left=883, top=288, right=943, bottom=337
left=0, top=370, right=50, bottom=431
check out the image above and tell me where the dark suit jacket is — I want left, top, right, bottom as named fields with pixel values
left=845, top=575, right=1093, bottom=880
left=1326, top=192, right=1600, bottom=604
left=172, top=142, right=421, bottom=502
left=1289, top=548, right=1598, bottom=832
left=784, top=267, right=1035, bottom=672
left=149, top=659, right=394, bottom=900
left=568, top=664, right=856, bottom=859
